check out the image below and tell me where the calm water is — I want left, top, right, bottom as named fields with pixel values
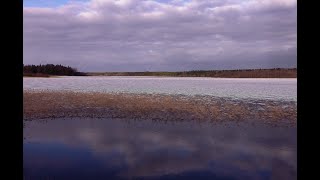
left=24, top=118, right=296, bottom=180
left=23, top=76, right=297, bottom=101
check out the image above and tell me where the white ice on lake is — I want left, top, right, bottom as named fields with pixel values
left=23, top=76, right=297, bottom=102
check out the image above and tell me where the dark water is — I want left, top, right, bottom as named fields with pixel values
left=23, top=118, right=296, bottom=180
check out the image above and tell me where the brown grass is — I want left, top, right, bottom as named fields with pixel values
left=23, top=91, right=297, bottom=126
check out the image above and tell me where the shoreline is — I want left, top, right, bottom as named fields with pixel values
left=23, top=75, right=298, bottom=79
left=85, top=68, right=297, bottom=78
left=23, top=90, right=297, bottom=126
left=23, top=68, right=297, bottom=78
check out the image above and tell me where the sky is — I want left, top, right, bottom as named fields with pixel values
left=23, top=0, right=297, bottom=72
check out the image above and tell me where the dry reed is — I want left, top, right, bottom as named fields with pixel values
left=23, top=91, right=297, bottom=126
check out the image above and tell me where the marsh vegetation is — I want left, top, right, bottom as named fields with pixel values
left=23, top=91, right=296, bottom=126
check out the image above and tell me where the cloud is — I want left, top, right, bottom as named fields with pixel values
left=23, top=0, right=297, bottom=71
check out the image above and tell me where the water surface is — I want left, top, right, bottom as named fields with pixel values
left=24, top=118, right=297, bottom=180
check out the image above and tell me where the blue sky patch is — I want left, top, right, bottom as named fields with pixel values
left=24, top=0, right=87, bottom=7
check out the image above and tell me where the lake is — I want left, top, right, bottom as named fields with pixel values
left=24, top=118, right=296, bottom=180
left=23, top=76, right=297, bottom=179
left=24, top=76, right=297, bottom=102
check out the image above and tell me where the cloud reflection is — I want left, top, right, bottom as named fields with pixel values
left=24, top=118, right=297, bottom=179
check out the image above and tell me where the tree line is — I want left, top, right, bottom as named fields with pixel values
left=23, top=64, right=296, bottom=78
left=23, top=64, right=86, bottom=76
left=87, top=68, right=297, bottom=78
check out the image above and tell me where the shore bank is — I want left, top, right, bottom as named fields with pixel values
left=23, top=91, right=296, bottom=126
left=86, top=68, right=297, bottom=78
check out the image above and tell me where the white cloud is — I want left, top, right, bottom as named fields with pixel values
left=24, top=0, right=297, bottom=71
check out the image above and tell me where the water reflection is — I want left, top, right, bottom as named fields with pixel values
left=24, top=118, right=296, bottom=180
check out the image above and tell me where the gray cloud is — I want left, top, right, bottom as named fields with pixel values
left=24, top=0, right=297, bottom=71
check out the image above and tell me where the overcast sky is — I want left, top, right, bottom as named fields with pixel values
left=24, top=0, right=297, bottom=72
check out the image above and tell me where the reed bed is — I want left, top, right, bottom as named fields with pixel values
left=23, top=91, right=296, bottom=126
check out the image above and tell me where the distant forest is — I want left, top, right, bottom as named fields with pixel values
left=23, top=64, right=85, bottom=77
left=23, top=64, right=296, bottom=78
left=87, top=68, right=297, bottom=78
